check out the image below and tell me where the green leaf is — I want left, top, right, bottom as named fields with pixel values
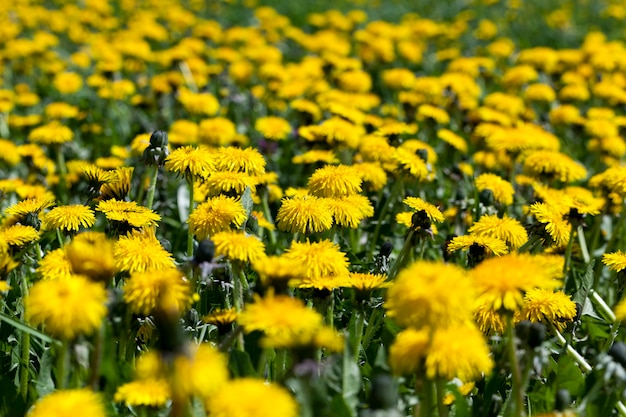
left=228, top=349, right=256, bottom=378
left=34, top=347, right=55, bottom=397
left=0, top=312, right=56, bottom=344
left=325, top=340, right=361, bottom=417
left=571, top=260, right=595, bottom=305
left=177, top=184, right=190, bottom=223
left=555, top=355, right=585, bottom=396
left=240, top=186, right=254, bottom=224
left=329, top=395, right=353, bottom=417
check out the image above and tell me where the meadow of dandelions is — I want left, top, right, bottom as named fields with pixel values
left=3, top=0, right=626, bottom=416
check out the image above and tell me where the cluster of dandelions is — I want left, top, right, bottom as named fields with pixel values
left=3, top=0, right=626, bottom=416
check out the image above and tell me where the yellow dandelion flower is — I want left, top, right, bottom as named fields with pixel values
left=353, top=162, right=388, bottom=191
left=165, top=145, right=215, bottom=178
left=326, top=195, right=374, bottom=228
left=307, top=164, right=363, bottom=198
left=97, top=199, right=161, bottom=229
left=470, top=253, right=562, bottom=313
left=42, top=205, right=96, bottom=231
left=26, top=276, right=107, bottom=340
left=389, top=328, right=430, bottom=375
left=114, top=378, right=170, bottom=408
left=447, top=235, right=509, bottom=257
left=124, top=268, right=192, bottom=315
left=468, top=214, right=528, bottom=249
left=114, top=230, right=176, bottom=273
left=285, top=240, right=350, bottom=290
left=393, top=147, right=430, bottom=180
left=0, top=224, right=40, bottom=247
left=529, top=202, right=571, bottom=247
left=425, top=323, right=494, bottom=381
left=522, top=150, right=587, bottom=182
left=524, top=83, right=556, bottom=102
left=28, top=121, right=73, bottom=145
left=206, top=378, right=298, bottom=417
left=292, top=150, right=339, bottom=165
left=403, top=197, right=445, bottom=223
left=250, top=210, right=275, bottom=230
left=203, top=308, right=238, bottom=328
left=65, top=232, right=117, bottom=282
left=173, top=343, right=230, bottom=400
left=36, top=248, right=73, bottom=280
left=416, top=104, right=450, bottom=124
left=603, top=251, right=626, bottom=272
left=45, top=102, right=80, bottom=119
left=215, top=147, right=266, bottom=175
left=27, top=389, right=106, bottom=417
left=5, top=197, right=54, bottom=218
left=100, top=167, right=134, bottom=201
left=276, top=195, right=333, bottom=233
left=343, top=272, right=389, bottom=293
left=202, top=171, right=259, bottom=195
left=252, top=255, right=306, bottom=289
left=615, top=298, right=626, bottom=322
left=475, top=300, right=507, bottom=334
left=255, top=116, right=292, bottom=140
left=212, top=231, right=265, bottom=263
left=178, top=89, right=219, bottom=116
left=475, top=173, right=514, bottom=206
left=517, top=289, right=577, bottom=331
left=188, top=195, right=248, bottom=239
left=386, top=261, right=475, bottom=329
left=438, top=129, right=468, bottom=153
left=199, top=117, right=237, bottom=146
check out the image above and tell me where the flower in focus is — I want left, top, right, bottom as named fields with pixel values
left=468, top=214, right=528, bottom=249
left=187, top=195, right=248, bottom=239
left=42, top=205, right=96, bottom=232
left=447, top=235, right=509, bottom=257
left=206, top=378, right=298, bottom=417
left=114, top=229, right=176, bottom=273
left=528, top=202, right=570, bottom=247
left=285, top=240, right=350, bottom=290
left=276, top=195, right=333, bottom=233
left=27, top=389, right=106, bottom=417
left=307, top=164, right=363, bottom=197
left=0, top=224, right=40, bottom=248
left=214, top=146, right=266, bottom=175
left=517, top=289, right=577, bottom=331
left=212, top=231, right=266, bottom=263
left=603, top=251, right=626, bottom=272
left=123, top=268, right=192, bottom=315
left=26, top=276, right=108, bottom=340
left=165, top=145, right=215, bottom=179
left=97, top=199, right=161, bottom=230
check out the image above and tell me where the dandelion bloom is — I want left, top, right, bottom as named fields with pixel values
left=603, top=251, right=626, bottom=272
left=615, top=298, right=626, bottom=322
left=403, top=197, right=445, bottom=223
left=389, top=328, right=430, bottom=375
left=386, top=261, right=475, bottom=329
left=529, top=202, right=570, bottom=247
left=470, top=253, right=562, bottom=313
left=5, top=197, right=54, bottom=218
left=212, top=231, right=265, bottom=263
left=285, top=240, right=350, bottom=290
left=114, top=379, right=170, bottom=408
left=517, top=289, right=577, bottom=331
left=165, top=145, right=215, bottom=178
left=27, top=389, right=106, bottom=417
left=206, top=378, right=298, bottom=417
left=188, top=195, right=248, bottom=239
left=114, top=230, right=176, bottom=273
left=65, top=232, right=117, bottom=282
left=475, top=173, right=514, bottom=206
left=425, top=323, right=494, bottom=381
left=468, top=214, right=528, bottom=249
left=252, top=255, right=306, bottom=289
left=447, top=235, right=509, bottom=257
left=97, top=199, right=161, bottom=229
left=100, top=167, right=134, bottom=200
left=215, top=146, right=266, bottom=175
left=522, top=150, right=587, bottom=182
left=307, top=164, right=363, bottom=197
left=26, top=276, right=107, bottom=340
left=255, top=116, right=292, bottom=140
left=292, top=150, right=339, bottom=165
left=123, top=268, right=192, bottom=315
left=202, top=171, right=259, bottom=195
left=28, top=120, right=73, bottom=144
left=203, top=308, right=238, bottom=328
left=276, top=195, right=333, bottom=233
left=475, top=300, right=507, bottom=334
left=326, top=195, right=374, bottom=228
left=36, top=248, right=73, bottom=280
left=393, top=147, right=430, bottom=180
left=42, top=205, right=96, bottom=231
left=0, top=224, right=40, bottom=247
left=173, top=343, right=230, bottom=400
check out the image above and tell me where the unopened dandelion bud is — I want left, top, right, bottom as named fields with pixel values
left=380, top=241, right=393, bottom=257
left=193, top=239, right=215, bottom=265
left=149, top=130, right=169, bottom=148
left=143, top=130, right=169, bottom=167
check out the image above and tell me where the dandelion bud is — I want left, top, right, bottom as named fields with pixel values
left=193, top=239, right=215, bottom=265
left=149, top=130, right=169, bottom=148
left=142, top=130, right=170, bottom=167
left=380, top=241, right=393, bottom=258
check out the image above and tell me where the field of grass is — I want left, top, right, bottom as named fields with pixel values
left=2, top=0, right=626, bottom=416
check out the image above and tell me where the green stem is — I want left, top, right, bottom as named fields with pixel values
left=55, top=145, right=68, bottom=204
left=577, top=225, right=590, bottom=264
left=187, top=176, right=195, bottom=259
left=562, top=223, right=577, bottom=287
left=590, top=289, right=617, bottom=322
left=362, top=307, right=384, bottom=351
left=353, top=307, right=365, bottom=362
left=504, top=315, right=524, bottom=417
left=588, top=208, right=606, bottom=255
left=261, top=191, right=277, bottom=248
left=88, top=324, right=104, bottom=390
left=387, top=229, right=415, bottom=280
left=516, top=234, right=542, bottom=253
left=368, top=175, right=405, bottom=262
left=418, top=377, right=436, bottom=417
left=326, top=291, right=335, bottom=328
left=275, top=348, right=287, bottom=382
left=551, top=323, right=592, bottom=373
left=55, top=341, right=68, bottom=389
left=145, top=166, right=159, bottom=209
left=56, top=228, right=65, bottom=247
left=436, top=378, right=448, bottom=417
left=19, top=276, right=30, bottom=401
